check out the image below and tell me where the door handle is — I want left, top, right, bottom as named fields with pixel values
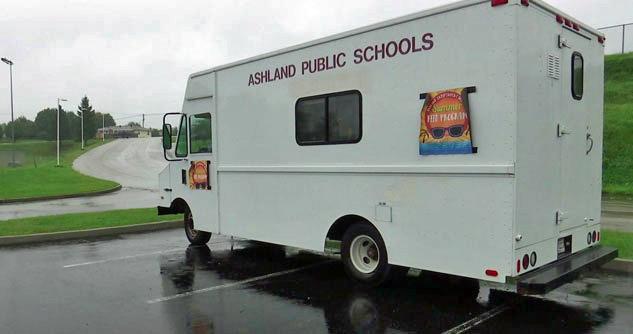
left=586, top=133, right=594, bottom=154
left=557, top=124, right=571, bottom=137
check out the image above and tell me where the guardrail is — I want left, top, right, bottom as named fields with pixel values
left=598, top=23, right=633, bottom=55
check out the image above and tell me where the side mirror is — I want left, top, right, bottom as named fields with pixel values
left=162, top=124, right=172, bottom=150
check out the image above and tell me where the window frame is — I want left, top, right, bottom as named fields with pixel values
left=295, top=90, right=362, bottom=146
left=571, top=51, right=584, bottom=100
left=175, top=114, right=188, bottom=157
left=188, top=112, right=213, bottom=155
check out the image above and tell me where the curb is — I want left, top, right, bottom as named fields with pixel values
left=0, top=220, right=182, bottom=247
left=602, top=258, right=633, bottom=274
left=0, top=184, right=122, bottom=205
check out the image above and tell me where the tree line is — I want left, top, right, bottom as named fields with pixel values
left=0, top=96, right=115, bottom=142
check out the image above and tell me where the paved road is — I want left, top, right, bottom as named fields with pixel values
left=0, top=138, right=165, bottom=220
left=73, top=137, right=166, bottom=190
left=0, top=229, right=631, bottom=333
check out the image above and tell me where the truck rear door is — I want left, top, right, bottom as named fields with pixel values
left=557, top=28, right=596, bottom=232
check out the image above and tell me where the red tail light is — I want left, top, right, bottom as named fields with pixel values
left=592, top=231, right=597, bottom=243
left=556, top=15, right=564, bottom=24
left=564, top=18, right=572, bottom=27
left=485, top=269, right=499, bottom=277
left=573, top=23, right=580, bottom=31
left=491, top=0, right=509, bottom=6
left=522, top=254, right=529, bottom=270
left=598, top=36, right=605, bottom=44
left=517, top=260, right=521, bottom=273
left=521, top=0, right=529, bottom=6
left=597, top=231, right=601, bottom=241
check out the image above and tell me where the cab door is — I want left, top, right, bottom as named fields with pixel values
left=557, top=29, right=593, bottom=232
left=184, top=98, right=219, bottom=234
left=169, top=97, right=219, bottom=234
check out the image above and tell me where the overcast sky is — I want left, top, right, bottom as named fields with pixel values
left=0, top=0, right=631, bottom=128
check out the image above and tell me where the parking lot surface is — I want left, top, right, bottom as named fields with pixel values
left=1, top=229, right=632, bottom=333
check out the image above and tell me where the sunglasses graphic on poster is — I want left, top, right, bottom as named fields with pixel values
left=419, top=87, right=476, bottom=155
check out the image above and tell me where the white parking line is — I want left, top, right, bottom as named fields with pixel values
left=63, top=247, right=186, bottom=268
left=441, top=304, right=510, bottom=334
left=147, top=260, right=334, bottom=304
left=63, top=240, right=234, bottom=269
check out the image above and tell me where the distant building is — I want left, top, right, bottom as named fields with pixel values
left=97, top=125, right=151, bottom=139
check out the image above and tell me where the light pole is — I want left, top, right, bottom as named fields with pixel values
left=57, top=98, right=67, bottom=166
left=102, top=113, right=105, bottom=142
left=1, top=57, right=15, bottom=167
left=81, top=106, right=84, bottom=150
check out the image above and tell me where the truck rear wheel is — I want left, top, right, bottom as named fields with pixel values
left=341, top=223, right=397, bottom=286
left=184, top=208, right=211, bottom=245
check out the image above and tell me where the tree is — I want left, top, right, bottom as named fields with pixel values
left=95, top=112, right=116, bottom=128
left=77, top=96, right=97, bottom=140
left=65, top=110, right=80, bottom=141
left=0, top=123, right=4, bottom=139
left=6, top=116, right=36, bottom=139
left=34, top=108, right=58, bottom=140
left=127, top=121, right=141, bottom=127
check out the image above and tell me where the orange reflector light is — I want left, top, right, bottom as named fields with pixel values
left=485, top=269, right=499, bottom=277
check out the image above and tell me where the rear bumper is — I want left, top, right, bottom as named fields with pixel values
left=516, top=245, right=618, bottom=295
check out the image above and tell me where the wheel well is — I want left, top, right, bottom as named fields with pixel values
left=170, top=198, right=189, bottom=214
left=326, top=214, right=373, bottom=242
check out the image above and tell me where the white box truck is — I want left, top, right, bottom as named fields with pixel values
left=158, top=0, right=617, bottom=293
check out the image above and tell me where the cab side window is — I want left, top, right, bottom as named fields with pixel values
left=175, top=115, right=188, bottom=157
left=189, top=113, right=212, bottom=154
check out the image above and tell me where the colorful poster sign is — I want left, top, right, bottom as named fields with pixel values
left=188, top=160, right=211, bottom=190
left=419, top=87, right=475, bottom=155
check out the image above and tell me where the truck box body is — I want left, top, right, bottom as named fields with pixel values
left=159, top=0, right=612, bottom=287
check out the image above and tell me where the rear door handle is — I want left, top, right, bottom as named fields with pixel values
left=557, top=124, right=571, bottom=137
left=586, top=133, right=594, bottom=154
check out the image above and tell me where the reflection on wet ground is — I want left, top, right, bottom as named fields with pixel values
left=0, top=229, right=631, bottom=333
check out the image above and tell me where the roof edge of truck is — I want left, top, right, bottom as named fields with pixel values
left=189, top=0, right=604, bottom=79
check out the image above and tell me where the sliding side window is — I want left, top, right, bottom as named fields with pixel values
left=295, top=90, right=362, bottom=145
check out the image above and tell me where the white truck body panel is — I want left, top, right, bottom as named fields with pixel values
left=159, top=0, right=605, bottom=284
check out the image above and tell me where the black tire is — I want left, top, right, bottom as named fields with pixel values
left=341, top=223, right=396, bottom=286
left=184, top=207, right=211, bottom=245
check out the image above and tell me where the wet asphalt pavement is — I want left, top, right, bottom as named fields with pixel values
left=1, top=229, right=632, bottom=334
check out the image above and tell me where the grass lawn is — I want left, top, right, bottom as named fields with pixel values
left=601, top=230, right=633, bottom=260
left=0, top=208, right=181, bottom=237
left=603, top=53, right=633, bottom=196
left=0, top=139, right=119, bottom=201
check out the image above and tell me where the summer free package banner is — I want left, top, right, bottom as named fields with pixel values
left=419, top=87, right=475, bottom=155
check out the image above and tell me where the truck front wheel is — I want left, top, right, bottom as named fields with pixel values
left=341, top=223, right=399, bottom=286
left=184, top=208, right=211, bottom=245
